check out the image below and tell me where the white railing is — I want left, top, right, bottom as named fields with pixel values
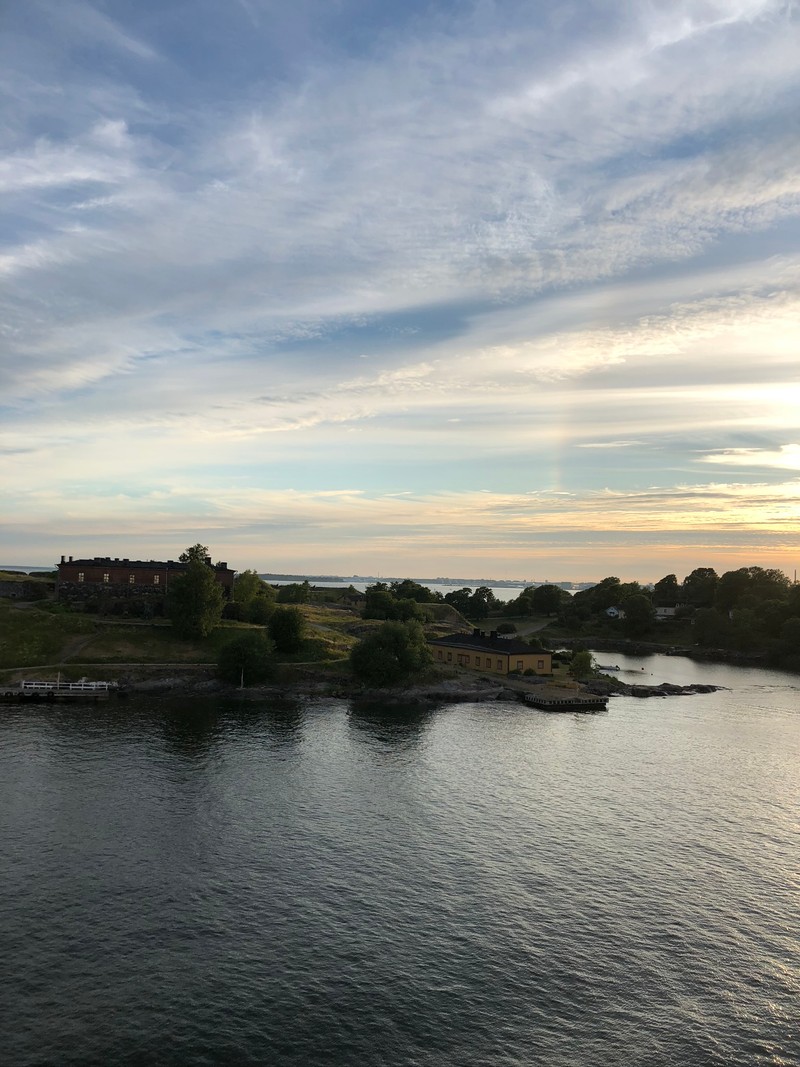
left=21, top=680, right=118, bottom=692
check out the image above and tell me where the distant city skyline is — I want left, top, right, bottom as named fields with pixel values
left=2, top=1, right=799, bottom=580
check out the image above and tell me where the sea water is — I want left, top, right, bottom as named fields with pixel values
left=1, top=655, right=798, bottom=1065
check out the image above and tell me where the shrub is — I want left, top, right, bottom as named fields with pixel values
left=217, top=631, right=275, bottom=686
left=247, top=598, right=275, bottom=625
left=350, top=621, right=432, bottom=686
left=268, top=606, right=306, bottom=653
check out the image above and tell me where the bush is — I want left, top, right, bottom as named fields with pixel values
left=497, top=622, right=517, bottom=634
left=247, top=598, right=275, bottom=625
left=268, top=606, right=306, bottom=653
left=217, top=631, right=275, bottom=686
left=166, top=559, right=224, bottom=638
left=569, top=649, right=595, bottom=679
left=350, top=621, right=432, bottom=686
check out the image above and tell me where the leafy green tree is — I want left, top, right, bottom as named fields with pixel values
left=470, top=586, right=499, bottom=620
left=682, top=568, right=718, bottom=609
left=569, top=649, right=595, bottom=679
left=389, top=579, right=439, bottom=603
left=692, top=607, right=733, bottom=648
left=716, top=566, right=790, bottom=612
left=756, top=599, right=790, bottom=638
left=277, top=581, right=311, bottom=604
left=179, top=543, right=211, bottom=564
left=217, top=631, right=275, bottom=686
left=531, top=584, right=565, bottom=615
left=653, top=574, right=680, bottom=607
left=166, top=559, right=224, bottom=638
left=621, top=593, right=655, bottom=636
left=350, top=621, right=432, bottom=686
left=575, top=577, right=621, bottom=613
left=392, top=598, right=424, bottom=622
left=443, top=587, right=474, bottom=615
left=247, top=597, right=276, bottom=625
left=268, top=606, right=306, bottom=653
left=504, top=589, right=535, bottom=616
left=234, top=569, right=273, bottom=604
left=775, top=617, right=800, bottom=669
left=364, top=585, right=396, bottom=619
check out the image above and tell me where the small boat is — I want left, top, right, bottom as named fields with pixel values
left=597, top=664, right=621, bottom=671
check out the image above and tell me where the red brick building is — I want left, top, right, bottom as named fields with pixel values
left=56, top=555, right=236, bottom=601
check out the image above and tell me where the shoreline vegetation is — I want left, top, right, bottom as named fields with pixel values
left=3, top=557, right=794, bottom=703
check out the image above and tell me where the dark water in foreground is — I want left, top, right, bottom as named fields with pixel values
left=2, top=655, right=799, bottom=1066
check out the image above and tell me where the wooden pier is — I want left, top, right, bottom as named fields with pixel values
left=0, top=680, right=119, bottom=702
left=524, top=692, right=608, bottom=712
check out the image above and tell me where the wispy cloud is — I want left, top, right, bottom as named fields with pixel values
left=1, top=0, right=798, bottom=576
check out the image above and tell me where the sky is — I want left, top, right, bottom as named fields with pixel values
left=1, top=0, right=799, bottom=582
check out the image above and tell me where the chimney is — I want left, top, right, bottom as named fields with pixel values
left=69, top=556, right=73, bottom=563
left=60, top=555, right=65, bottom=564
left=472, top=628, right=481, bottom=637
left=490, top=630, right=498, bottom=642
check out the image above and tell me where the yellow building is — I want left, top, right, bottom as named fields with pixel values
left=428, top=630, right=552, bottom=676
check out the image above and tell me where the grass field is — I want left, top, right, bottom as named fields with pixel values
left=0, top=598, right=368, bottom=679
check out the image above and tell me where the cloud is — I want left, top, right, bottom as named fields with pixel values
left=702, top=443, right=800, bottom=471
left=1, top=0, right=799, bottom=574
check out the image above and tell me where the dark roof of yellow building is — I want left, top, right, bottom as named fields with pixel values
left=429, top=632, right=548, bottom=655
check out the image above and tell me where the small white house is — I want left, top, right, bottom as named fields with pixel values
left=655, top=606, right=677, bottom=620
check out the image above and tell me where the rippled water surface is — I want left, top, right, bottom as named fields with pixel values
left=2, top=656, right=799, bottom=1066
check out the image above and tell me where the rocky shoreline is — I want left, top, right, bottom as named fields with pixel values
left=121, top=669, right=722, bottom=704
left=585, top=678, right=723, bottom=699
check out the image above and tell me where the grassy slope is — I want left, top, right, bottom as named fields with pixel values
left=0, top=598, right=367, bottom=680
left=0, top=594, right=483, bottom=686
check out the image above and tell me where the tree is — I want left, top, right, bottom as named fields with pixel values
left=653, top=574, right=680, bottom=608
left=693, top=607, right=733, bottom=648
left=621, top=593, right=655, bottom=636
left=573, top=577, right=621, bottom=613
left=233, top=570, right=276, bottom=623
left=268, top=606, right=306, bottom=653
left=531, top=584, right=565, bottom=615
left=234, top=569, right=274, bottom=605
left=364, top=585, right=396, bottom=620
left=470, top=586, right=498, bottom=620
left=179, top=543, right=211, bottom=564
left=716, top=566, right=791, bottom=612
left=350, top=621, right=432, bottom=686
left=166, top=559, right=224, bottom=638
left=443, top=587, right=474, bottom=615
left=389, top=579, right=439, bottom=603
left=569, top=650, right=595, bottom=679
left=277, top=581, right=311, bottom=604
left=682, top=568, right=718, bottom=609
left=392, top=598, right=424, bottom=622
left=504, top=589, right=535, bottom=616
left=247, top=597, right=275, bottom=625
left=217, top=631, right=275, bottom=686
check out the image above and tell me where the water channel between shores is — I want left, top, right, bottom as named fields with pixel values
left=2, top=652, right=798, bottom=1067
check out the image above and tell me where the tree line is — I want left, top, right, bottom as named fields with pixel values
left=556, top=566, right=800, bottom=669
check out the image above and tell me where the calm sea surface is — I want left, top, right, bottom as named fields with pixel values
left=2, top=654, right=798, bottom=1066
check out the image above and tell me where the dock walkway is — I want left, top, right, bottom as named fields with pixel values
left=0, top=680, right=119, bottom=702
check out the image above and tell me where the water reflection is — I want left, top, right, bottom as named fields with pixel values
left=160, top=699, right=225, bottom=755
left=159, top=696, right=306, bottom=752
left=348, top=699, right=436, bottom=747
